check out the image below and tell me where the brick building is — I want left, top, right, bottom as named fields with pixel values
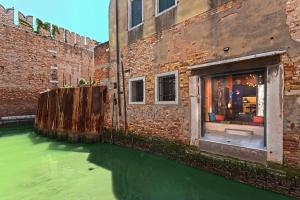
left=98, top=0, right=300, bottom=168
left=0, top=5, right=98, bottom=117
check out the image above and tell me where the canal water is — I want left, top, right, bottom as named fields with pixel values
left=0, top=126, right=296, bottom=200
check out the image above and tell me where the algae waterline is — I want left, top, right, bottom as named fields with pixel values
left=0, top=126, right=296, bottom=200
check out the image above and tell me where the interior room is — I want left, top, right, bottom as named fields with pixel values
left=202, top=71, right=266, bottom=150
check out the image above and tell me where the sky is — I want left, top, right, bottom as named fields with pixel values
left=0, top=0, right=110, bottom=42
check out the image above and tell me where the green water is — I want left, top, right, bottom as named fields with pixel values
left=0, top=126, right=296, bottom=200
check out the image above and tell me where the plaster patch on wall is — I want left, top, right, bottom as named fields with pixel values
left=297, top=97, right=300, bottom=105
left=286, top=0, right=300, bottom=42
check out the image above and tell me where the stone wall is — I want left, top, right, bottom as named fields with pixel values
left=106, top=0, right=300, bottom=167
left=0, top=5, right=97, bottom=118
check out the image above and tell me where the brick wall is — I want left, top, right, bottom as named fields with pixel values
left=0, top=6, right=97, bottom=117
left=120, top=1, right=240, bottom=143
left=94, top=42, right=110, bottom=86
left=284, top=0, right=300, bottom=168
left=106, top=0, right=300, bottom=167
left=287, top=0, right=300, bottom=43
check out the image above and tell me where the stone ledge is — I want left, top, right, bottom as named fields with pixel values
left=198, top=139, right=267, bottom=164
left=0, top=115, right=35, bottom=128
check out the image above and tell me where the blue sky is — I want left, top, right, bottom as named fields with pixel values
left=0, top=0, right=110, bottom=42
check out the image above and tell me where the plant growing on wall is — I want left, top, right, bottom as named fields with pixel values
left=63, top=84, right=71, bottom=88
left=19, top=18, right=32, bottom=28
left=52, top=25, right=59, bottom=37
left=78, top=78, right=88, bottom=87
left=36, top=18, right=51, bottom=34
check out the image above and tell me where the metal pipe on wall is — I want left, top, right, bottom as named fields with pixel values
left=115, top=0, right=122, bottom=125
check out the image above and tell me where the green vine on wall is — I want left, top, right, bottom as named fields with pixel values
left=52, top=25, right=59, bottom=37
left=36, top=18, right=51, bottom=34
left=19, top=18, right=32, bottom=28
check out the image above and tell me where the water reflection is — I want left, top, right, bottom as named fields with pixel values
left=87, top=144, right=294, bottom=200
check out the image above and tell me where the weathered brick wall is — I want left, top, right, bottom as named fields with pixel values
left=121, top=1, right=240, bottom=143
left=94, top=42, right=110, bottom=86
left=0, top=6, right=96, bottom=117
left=107, top=0, right=300, bottom=168
left=283, top=0, right=300, bottom=168
left=286, top=0, right=300, bottom=43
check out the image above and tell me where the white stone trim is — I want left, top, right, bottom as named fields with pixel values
left=155, top=70, right=179, bottom=105
left=155, top=0, right=178, bottom=17
left=128, top=76, right=146, bottom=105
left=266, top=64, right=284, bottom=164
left=190, top=76, right=201, bottom=145
left=128, top=0, right=144, bottom=31
left=189, top=51, right=286, bottom=70
left=190, top=65, right=284, bottom=164
left=51, top=65, right=58, bottom=70
left=47, top=49, right=57, bottom=54
left=50, top=80, right=59, bottom=84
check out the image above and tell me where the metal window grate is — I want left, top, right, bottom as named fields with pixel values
left=131, top=80, right=144, bottom=102
left=158, top=74, right=176, bottom=101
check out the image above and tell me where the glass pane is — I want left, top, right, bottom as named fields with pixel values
left=204, top=72, right=265, bottom=126
left=159, top=0, right=176, bottom=13
left=131, top=0, right=143, bottom=27
left=131, top=80, right=144, bottom=102
left=203, top=71, right=265, bottom=150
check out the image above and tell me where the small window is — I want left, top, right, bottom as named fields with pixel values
left=155, top=71, right=178, bottom=104
left=156, top=0, right=177, bottom=15
left=128, top=0, right=143, bottom=30
left=129, top=77, right=145, bottom=104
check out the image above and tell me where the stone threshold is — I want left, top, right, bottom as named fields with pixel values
left=198, top=139, right=267, bottom=164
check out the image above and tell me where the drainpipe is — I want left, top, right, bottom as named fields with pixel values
left=115, top=0, right=122, bottom=128
left=121, top=60, right=128, bottom=132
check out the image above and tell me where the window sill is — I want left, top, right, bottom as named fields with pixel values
left=128, top=22, right=144, bottom=32
left=155, top=101, right=178, bottom=105
left=129, top=102, right=146, bottom=105
left=155, top=4, right=177, bottom=17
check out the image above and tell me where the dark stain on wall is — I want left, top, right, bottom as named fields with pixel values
left=155, top=8, right=177, bottom=33
left=128, top=24, right=144, bottom=44
left=209, top=0, right=230, bottom=9
left=92, top=87, right=101, bottom=114
left=35, top=86, right=107, bottom=142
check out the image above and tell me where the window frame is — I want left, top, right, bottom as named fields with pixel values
left=155, top=70, right=179, bottom=105
left=129, top=76, right=146, bottom=105
left=128, top=0, right=144, bottom=31
left=155, top=0, right=178, bottom=17
left=200, top=68, right=267, bottom=147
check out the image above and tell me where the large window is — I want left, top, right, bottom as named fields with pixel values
left=203, top=71, right=266, bottom=149
left=156, top=0, right=177, bottom=15
left=128, top=0, right=143, bottom=29
left=129, top=77, right=145, bottom=104
left=155, top=71, right=178, bottom=104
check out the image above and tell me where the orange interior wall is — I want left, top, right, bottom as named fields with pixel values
left=205, top=78, right=212, bottom=121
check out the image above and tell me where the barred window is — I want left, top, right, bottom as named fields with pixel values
left=129, top=77, right=145, bottom=104
left=157, top=0, right=176, bottom=14
left=155, top=71, right=178, bottom=104
left=129, top=0, right=143, bottom=29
